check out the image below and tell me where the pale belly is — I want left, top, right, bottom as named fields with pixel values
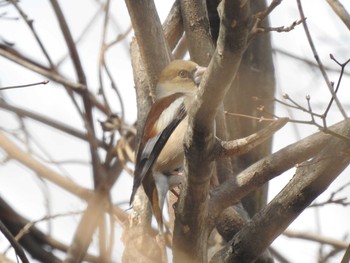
left=154, top=116, right=187, bottom=174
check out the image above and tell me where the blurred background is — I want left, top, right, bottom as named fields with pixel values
left=1, top=0, right=350, bottom=262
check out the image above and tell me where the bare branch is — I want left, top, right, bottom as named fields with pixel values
left=296, top=0, right=348, bottom=118
left=0, top=132, right=92, bottom=200
left=214, top=118, right=288, bottom=159
left=326, top=0, right=350, bottom=31
left=9, top=0, right=55, bottom=67
left=180, top=0, right=214, bottom=65
left=49, top=0, right=86, bottom=85
left=274, top=47, right=350, bottom=76
left=0, top=220, right=29, bottom=263
left=255, top=0, right=283, bottom=21
left=125, top=0, right=172, bottom=95
left=64, top=190, right=109, bottom=262
left=225, top=121, right=350, bottom=262
left=284, top=229, right=349, bottom=249
left=310, top=181, right=350, bottom=207
left=0, top=100, right=105, bottom=148
left=0, top=80, right=48, bottom=90
left=261, top=19, right=304, bottom=33
left=50, top=0, right=107, bottom=188
left=341, top=243, right=350, bottom=263
left=209, top=118, right=350, bottom=218
left=163, top=0, right=183, bottom=51
left=173, top=1, right=251, bottom=262
left=0, top=44, right=83, bottom=89
left=64, top=154, right=125, bottom=262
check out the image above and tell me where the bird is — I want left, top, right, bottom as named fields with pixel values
left=130, top=60, right=206, bottom=232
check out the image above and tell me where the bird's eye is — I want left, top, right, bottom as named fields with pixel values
left=178, top=70, right=188, bottom=78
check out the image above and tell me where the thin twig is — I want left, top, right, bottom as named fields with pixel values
left=106, top=25, right=132, bottom=49
left=325, top=54, right=350, bottom=117
left=0, top=80, right=48, bottom=90
left=0, top=44, right=83, bottom=89
left=50, top=0, right=86, bottom=85
left=255, top=0, right=283, bottom=21
left=253, top=93, right=350, bottom=141
left=56, top=4, right=105, bottom=67
left=274, top=47, right=350, bottom=76
left=310, top=181, right=350, bottom=207
left=103, top=63, right=125, bottom=119
left=50, top=0, right=106, bottom=187
left=262, top=19, right=304, bottom=33
left=9, top=0, right=55, bottom=67
left=12, top=211, right=83, bottom=246
left=224, top=110, right=277, bottom=122
left=296, top=0, right=347, bottom=118
left=284, top=229, right=349, bottom=249
left=0, top=100, right=105, bottom=147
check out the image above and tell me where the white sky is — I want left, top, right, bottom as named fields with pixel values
left=1, top=0, right=350, bottom=262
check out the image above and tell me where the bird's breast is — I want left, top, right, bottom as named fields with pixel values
left=154, top=116, right=188, bottom=173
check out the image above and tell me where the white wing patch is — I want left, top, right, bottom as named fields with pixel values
left=154, top=97, right=184, bottom=132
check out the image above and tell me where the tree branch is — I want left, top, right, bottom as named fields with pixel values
left=296, top=0, right=348, bottom=118
left=214, top=118, right=288, bottom=159
left=283, top=229, right=349, bottom=249
left=180, top=0, right=214, bottom=65
left=0, top=100, right=105, bottom=148
left=163, top=0, right=184, bottom=51
left=50, top=0, right=106, bottom=188
left=0, top=44, right=109, bottom=114
left=326, top=0, right=350, bottom=31
left=0, top=220, right=29, bottom=263
left=209, top=118, right=350, bottom=219
left=64, top=190, right=109, bottom=263
left=64, top=159, right=124, bottom=262
left=125, top=0, right=172, bottom=96
left=173, top=1, right=251, bottom=262
left=0, top=132, right=92, bottom=200
left=0, top=44, right=82, bottom=89
left=226, top=123, right=350, bottom=262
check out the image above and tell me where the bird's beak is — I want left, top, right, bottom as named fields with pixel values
left=193, top=66, right=207, bottom=86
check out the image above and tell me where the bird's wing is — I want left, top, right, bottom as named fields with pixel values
left=130, top=94, right=187, bottom=205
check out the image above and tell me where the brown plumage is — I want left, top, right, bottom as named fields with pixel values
left=130, top=60, right=206, bottom=232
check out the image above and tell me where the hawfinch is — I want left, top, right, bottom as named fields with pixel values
left=130, top=60, right=206, bottom=231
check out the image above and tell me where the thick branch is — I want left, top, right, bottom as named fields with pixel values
left=173, top=1, right=251, bottom=262
left=209, top=118, right=350, bottom=219
left=64, top=190, right=109, bottom=263
left=125, top=0, right=172, bottom=95
left=163, top=0, right=184, bottom=51
left=227, top=123, right=350, bottom=262
left=180, top=0, right=214, bottom=65
left=326, top=0, right=350, bottom=31
left=225, top=0, right=276, bottom=216
left=64, top=159, right=124, bottom=262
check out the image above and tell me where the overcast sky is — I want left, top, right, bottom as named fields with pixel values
left=1, top=0, right=350, bottom=262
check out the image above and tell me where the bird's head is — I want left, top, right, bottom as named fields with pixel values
left=156, top=60, right=206, bottom=99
